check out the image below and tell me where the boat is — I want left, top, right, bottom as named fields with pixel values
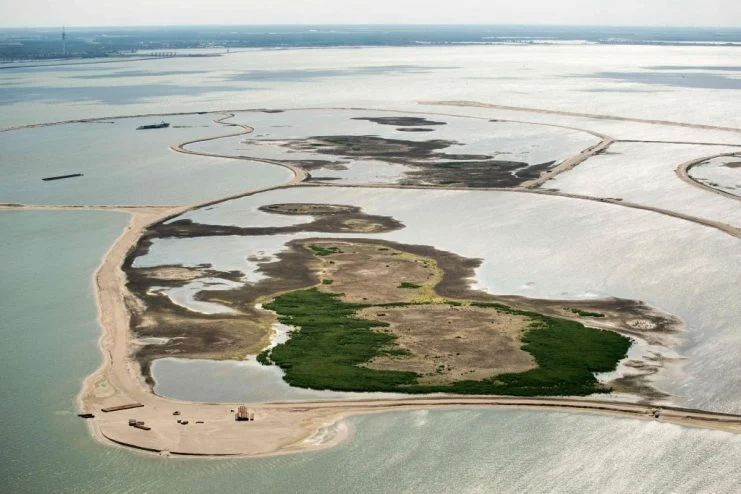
left=136, top=121, right=170, bottom=130
left=42, top=173, right=83, bottom=181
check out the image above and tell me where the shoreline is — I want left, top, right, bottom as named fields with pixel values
left=2, top=106, right=737, bottom=458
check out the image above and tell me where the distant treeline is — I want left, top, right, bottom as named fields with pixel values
left=2, top=25, right=740, bottom=60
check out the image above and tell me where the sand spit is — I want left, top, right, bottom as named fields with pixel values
left=519, top=135, right=614, bottom=188
left=171, top=112, right=310, bottom=183
left=676, top=153, right=741, bottom=202
left=313, top=182, right=741, bottom=239
left=423, top=100, right=741, bottom=134
left=0, top=104, right=728, bottom=458
left=0, top=204, right=173, bottom=212
left=91, top=394, right=741, bottom=459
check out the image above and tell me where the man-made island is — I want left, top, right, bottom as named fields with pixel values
left=12, top=105, right=731, bottom=457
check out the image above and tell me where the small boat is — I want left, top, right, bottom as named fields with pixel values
left=136, top=121, right=170, bottom=130
left=42, top=173, right=83, bottom=181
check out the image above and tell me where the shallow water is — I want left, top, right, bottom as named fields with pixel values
left=139, top=186, right=741, bottom=411
left=150, top=277, right=242, bottom=314
left=547, top=142, right=741, bottom=227
left=152, top=357, right=409, bottom=403
left=3, top=42, right=741, bottom=492
left=4, top=45, right=741, bottom=130
left=689, top=155, right=741, bottom=197
left=5, top=211, right=740, bottom=494
left=0, top=114, right=294, bottom=205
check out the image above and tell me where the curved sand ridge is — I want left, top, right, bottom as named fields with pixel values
left=3, top=107, right=740, bottom=457
left=676, top=153, right=741, bottom=203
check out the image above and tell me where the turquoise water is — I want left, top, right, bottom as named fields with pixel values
left=2, top=211, right=741, bottom=493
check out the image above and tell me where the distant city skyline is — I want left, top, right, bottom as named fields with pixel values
left=1, top=0, right=740, bottom=28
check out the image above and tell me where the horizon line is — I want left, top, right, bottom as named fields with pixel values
left=2, top=22, right=741, bottom=30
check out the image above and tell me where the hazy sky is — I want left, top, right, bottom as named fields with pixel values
left=1, top=0, right=740, bottom=28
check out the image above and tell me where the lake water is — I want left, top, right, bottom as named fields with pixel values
left=2, top=41, right=741, bottom=492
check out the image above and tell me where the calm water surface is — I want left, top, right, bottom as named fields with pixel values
left=2, top=44, right=741, bottom=492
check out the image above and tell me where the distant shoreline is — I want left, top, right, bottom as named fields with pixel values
left=3, top=25, right=741, bottom=66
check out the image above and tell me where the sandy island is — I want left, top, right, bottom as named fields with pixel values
left=78, top=203, right=741, bottom=458
left=3, top=108, right=737, bottom=458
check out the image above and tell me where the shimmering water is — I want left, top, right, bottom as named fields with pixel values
left=2, top=42, right=741, bottom=492
left=141, top=186, right=740, bottom=411
left=5, top=211, right=740, bottom=494
left=4, top=45, right=741, bottom=129
left=689, top=155, right=741, bottom=197
left=185, top=109, right=598, bottom=185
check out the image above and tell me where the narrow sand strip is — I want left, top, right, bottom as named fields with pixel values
left=676, top=153, right=741, bottom=202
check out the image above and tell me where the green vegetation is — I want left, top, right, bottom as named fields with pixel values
left=260, top=289, right=631, bottom=396
left=322, top=279, right=334, bottom=285
left=308, top=244, right=342, bottom=256
left=568, top=308, right=606, bottom=318
left=398, top=281, right=421, bottom=289
left=470, top=301, right=517, bottom=312
left=256, top=349, right=272, bottom=366
left=435, top=314, right=630, bottom=396
left=263, top=289, right=417, bottom=391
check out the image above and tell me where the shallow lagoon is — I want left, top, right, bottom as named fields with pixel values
left=138, top=186, right=741, bottom=411
left=548, top=142, right=741, bottom=227
left=689, top=155, right=741, bottom=197
left=185, top=109, right=599, bottom=185
left=0, top=114, right=293, bottom=205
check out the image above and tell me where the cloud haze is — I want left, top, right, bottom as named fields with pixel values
left=1, top=0, right=740, bottom=27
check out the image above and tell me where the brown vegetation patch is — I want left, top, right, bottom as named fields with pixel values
left=259, top=203, right=359, bottom=215
left=125, top=232, right=681, bottom=395
left=397, top=127, right=435, bottom=132
left=359, top=305, right=535, bottom=384
left=136, top=205, right=404, bottom=242
left=125, top=290, right=273, bottom=385
left=279, top=160, right=349, bottom=171
left=294, top=135, right=457, bottom=159
left=311, top=241, right=438, bottom=304
left=135, top=266, right=205, bottom=283
left=352, top=116, right=447, bottom=126
left=125, top=243, right=320, bottom=381
left=260, top=135, right=557, bottom=187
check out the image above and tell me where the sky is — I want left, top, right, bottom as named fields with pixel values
left=0, top=0, right=740, bottom=28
